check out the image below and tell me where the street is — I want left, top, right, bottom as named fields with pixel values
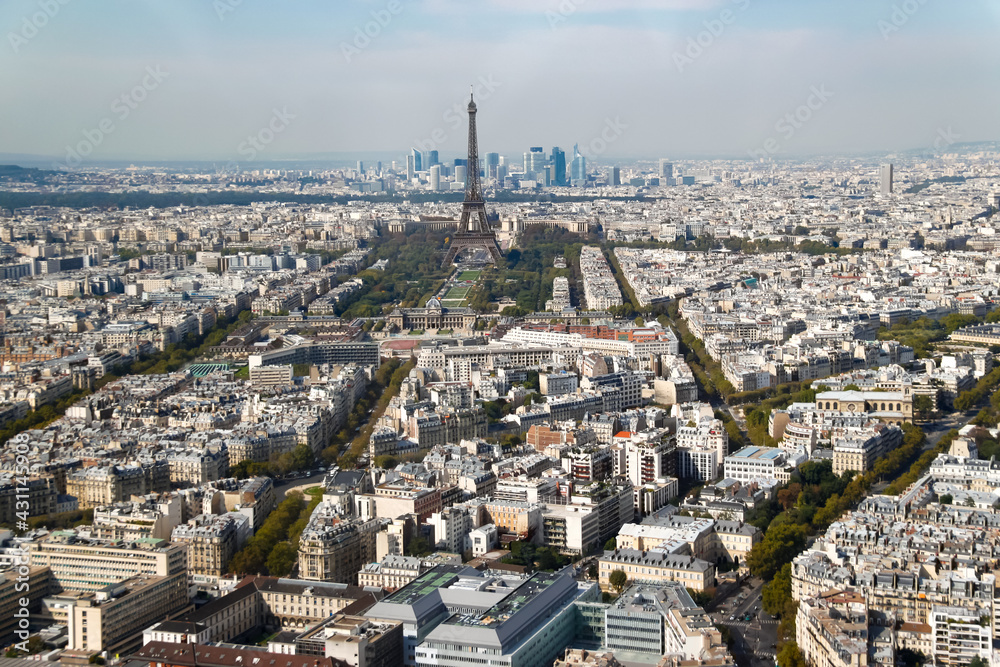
left=712, top=580, right=778, bottom=667
left=274, top=470, right=329, bottom=503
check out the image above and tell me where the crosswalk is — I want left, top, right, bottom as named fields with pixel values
left=725, top=619, right=778, bottom=629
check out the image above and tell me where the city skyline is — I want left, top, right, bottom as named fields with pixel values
left=1, top=0, right=998, bottom=164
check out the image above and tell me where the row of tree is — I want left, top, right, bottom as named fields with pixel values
left=228, top=490, right=317, bottom=576
left=335, top=358, right=416, bottom=469
left=752, top=423, right=934, bottom=666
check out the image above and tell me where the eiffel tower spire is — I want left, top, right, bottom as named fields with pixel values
left=443, top=89, right=504, bottom=266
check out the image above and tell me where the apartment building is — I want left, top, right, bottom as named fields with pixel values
left=27, top=530, right=187, bottom=593
left=170, top=513, right=248, bottom=577
left=831, top=425, right=903, bottom=476
left=796, top=592, right=870, bottom=667
left=297, top=502, right=381, bottom=584
left=54, top=572, right=191, bottom=655
left=598, top=549, right=715, bottom=592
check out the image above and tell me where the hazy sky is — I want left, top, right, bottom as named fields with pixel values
left=2, top=0, right=999, bottom=164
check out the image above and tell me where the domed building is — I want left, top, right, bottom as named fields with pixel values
left=387, top=297, right=476, bottom=332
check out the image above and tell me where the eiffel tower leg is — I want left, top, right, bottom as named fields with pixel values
left=442, top=245, right=460, bottom=267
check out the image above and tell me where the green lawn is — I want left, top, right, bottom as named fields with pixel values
left=446, top=286, right=471, bottom=300
left=458, top=270, right=481, bottom=281
left=441, top=300, right=465, bottom=308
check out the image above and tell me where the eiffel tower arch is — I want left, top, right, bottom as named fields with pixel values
left=442, top=89, right=504, bottom=267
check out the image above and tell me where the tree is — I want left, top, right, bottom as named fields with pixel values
left=406, top=535, right=434, bottom=557
left=747, top=522, right=807, bottom=580
left=777, top=483, right=802, bottom=511
left=374, top=454, right=399, bottom=469
left=898, top=649, right=927, bottom=667
left=587, top=563, right=598, bottom=579
left=762, top=563, right=792, bottom=616
left=687, top=587, right=712, bottom=607
left=969, top=657, right=987, bottom=667
left=604, top=537, right=618, bottom=551
left=26, top=636, right=46, bottom=654
left=265, top=541, right=298, bottom=576
left=939, top=493, right=953, bottom=505
left=777, top=642, right=807, bottom=667
left=608, top=569, right=628, bottom=594
left=914, top=394, right=934, bottom=419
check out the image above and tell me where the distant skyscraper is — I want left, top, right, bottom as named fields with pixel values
left=485, top=152, right=500, bottom=181
left=425, top=150, right=439, bottom=167
left=522, top=152, right=529, bottom=174
left=406, top=155, right=415, bottom=180
left=543, top=165, right=552, bottom=186
left=571, top=144, right=586, bottom=182
left=429, top=165, right=441, bottom=190
left=357, top=161, right=364, bottom=174
left=455, top=165, right=467, bottom=186
left=411, top=148, right=422, bottom=172
left=528, top=147, right=546, bottom=177
left=659, top=159, right=673, bottom=180
left=551, top=147, right=567, bottom=186
left=880, top=163, right=893, bottom=195
left=376, top=160, right=382, bottom=175
left=610, top=166, right=621, bottom=186
left=454, top=158, right=467, bottom=168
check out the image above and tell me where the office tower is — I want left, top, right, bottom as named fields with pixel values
left=406, top=155, right=415, bottom=180
left=543, top=165, right=552, bottom=186
left=551, top=147, right=567, bottom=186
left=425, top=150, right=439, bottom=167
left=659, top=159, right=673, bottom=180
left=528, top=147, right=546, bottom=177
left=356, top=161, right=364, bottom=174
left=442, top=90, right=504, bottom=266
left=571, top=144, right=586, bottom=182
left=376, top=160, right=382, bottom=175
left=391, top=160, right=397, bottom=172
left=453, top=158, right=467, bottom=168
left=411, top=148, right=422, bottom=172
left=485, top=152, right=500, bottom=181
left=610, top=166, right=621, bottom=186
left=429, top=165, right=441, bottom=191
left=880, top=163, right=893, bottom=195
left=497, top=164, right=507, bottom=183
left=454, top=165, right=467, bottom=186
left=522, top=152, right=529, bottom=174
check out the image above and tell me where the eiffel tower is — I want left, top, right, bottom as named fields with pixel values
left=442, top=89, right=504, bottom=267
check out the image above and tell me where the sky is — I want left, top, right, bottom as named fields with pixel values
left=2, top=0, right=999, bottom=165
